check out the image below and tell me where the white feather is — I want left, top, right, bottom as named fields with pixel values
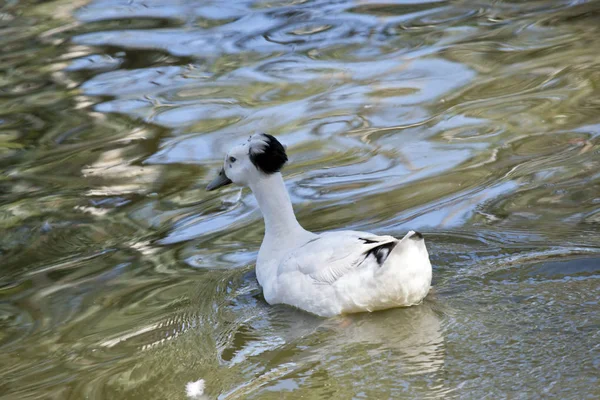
left=185, top=379, right=205, bottom=399
left=248, top=134, right=269, bottom=155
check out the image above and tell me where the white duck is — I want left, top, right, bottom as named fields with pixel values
left=207, top=134, right=432, bottom=317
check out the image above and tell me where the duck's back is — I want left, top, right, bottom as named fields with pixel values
left=269, top=230, right=432, bottom=317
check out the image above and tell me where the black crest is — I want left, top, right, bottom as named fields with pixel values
left=249, top=133, right=288, bottom=174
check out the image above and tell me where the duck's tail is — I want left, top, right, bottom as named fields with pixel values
left=380, top=230, right=432, bottom=305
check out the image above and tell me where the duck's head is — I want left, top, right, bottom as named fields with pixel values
left=206, top=133, right=288, bottom=191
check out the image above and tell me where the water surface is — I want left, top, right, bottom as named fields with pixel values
left=1, top=0, right=599, bottom=398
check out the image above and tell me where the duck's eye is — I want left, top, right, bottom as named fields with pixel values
left=229, top=156, right=237, bottom=163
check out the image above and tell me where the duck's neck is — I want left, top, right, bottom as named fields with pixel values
left=249, top=172, right=306, bottom=240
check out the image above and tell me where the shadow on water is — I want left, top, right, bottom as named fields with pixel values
left=0, top=0, right=599, bottom=398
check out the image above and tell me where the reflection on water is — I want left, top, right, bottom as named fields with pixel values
left=0, top=0, right=599, bottom=398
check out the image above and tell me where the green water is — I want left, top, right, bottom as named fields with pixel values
left=1, top=0, right=599, bottom=398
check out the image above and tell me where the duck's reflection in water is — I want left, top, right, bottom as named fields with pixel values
left=215, top=296, right=448, bottom=398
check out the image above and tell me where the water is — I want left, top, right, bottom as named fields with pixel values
left=1, top=0, right=599, bottom=398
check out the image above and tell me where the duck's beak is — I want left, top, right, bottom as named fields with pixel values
left=206, top=168, right=232, bottom=191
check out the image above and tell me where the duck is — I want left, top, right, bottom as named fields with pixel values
left=206, top=133, right=432, bottom=317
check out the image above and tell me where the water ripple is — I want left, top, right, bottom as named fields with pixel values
left=1, top=0, right=600, bottom=398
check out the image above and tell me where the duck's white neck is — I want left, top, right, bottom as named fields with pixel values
left=249, top=172, right=306, bottom=239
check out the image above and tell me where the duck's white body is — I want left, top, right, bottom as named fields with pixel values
left=253, top=173, right=431, bottom=317
left=208, top=134, right=432, bottom=318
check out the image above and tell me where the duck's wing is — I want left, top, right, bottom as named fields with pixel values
left=278, top=231, right=398, bottom=285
